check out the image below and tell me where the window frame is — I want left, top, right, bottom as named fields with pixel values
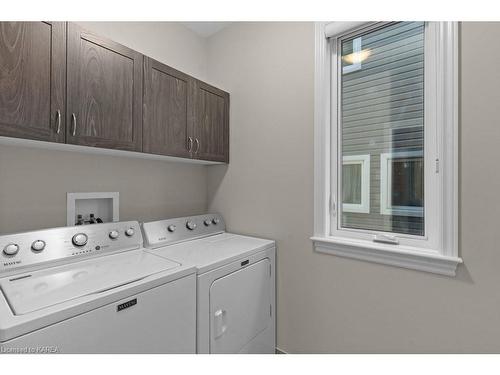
left=342, top=154, right=371, bottom=214
left=312, top=21, right=461, bottom=276
left=342, top=37, right=363, bottom=74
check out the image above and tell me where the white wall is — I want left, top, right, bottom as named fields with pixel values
left=206, top=22, right=500, bottom=353
left=0, top=22, right=209, bottom=234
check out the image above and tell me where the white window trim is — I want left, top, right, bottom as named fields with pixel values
left=342, top=154, right=370, bottom=214
left=380, top=151, right=424, bottom=217
left=312, top=22, right=461, bottom=276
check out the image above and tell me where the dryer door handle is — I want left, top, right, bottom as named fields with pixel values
left=214, top=309, right=227, bottom=339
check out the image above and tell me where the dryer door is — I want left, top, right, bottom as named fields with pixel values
left=209, top=258, right=272, bottom=353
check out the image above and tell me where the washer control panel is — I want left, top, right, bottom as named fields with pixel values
left=141, top=213, right=225, bottom=249
left=0, top=221, right=142, bottom=275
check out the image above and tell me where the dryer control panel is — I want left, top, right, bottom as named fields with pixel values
left=142, top=214, right=226, bottom=249
left=0, top=221, right=143, bottom=275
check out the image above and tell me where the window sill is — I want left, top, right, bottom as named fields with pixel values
left=311, top=236, right=462, bottom=276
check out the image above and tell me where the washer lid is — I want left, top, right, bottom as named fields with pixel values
left=0, top=250, right=180, bottom=315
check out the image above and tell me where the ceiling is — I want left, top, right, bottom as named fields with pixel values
left=182, top=22, right=231, bottom=38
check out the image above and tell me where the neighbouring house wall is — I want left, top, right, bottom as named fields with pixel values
left=206, top=22, right=500, bottom=353
left=0, top=22, right=209, bottom=234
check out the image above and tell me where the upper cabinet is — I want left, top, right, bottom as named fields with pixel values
left=66, top=23, right=143, bottom=152
left=192, top=81, right=230, bottom=163
left=0, top=22, right=66, bottom=143
left=0, top=22, right=229, bottom=163
left=143, top=57, right=191, bottom=158
left=143, top=58, right=230, bottom=162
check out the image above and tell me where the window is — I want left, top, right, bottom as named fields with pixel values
left=342, top=37, right=363, bottom=74
left=342, top=155, right=370, bottom=214
left=313, top=22, right=461, bottom=276
left=380, top=151, right=424, bottom=219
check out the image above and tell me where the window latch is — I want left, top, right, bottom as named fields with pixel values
left=373, top=234, right=399, bottom=245
left=329, top=194, right=336, bottom=216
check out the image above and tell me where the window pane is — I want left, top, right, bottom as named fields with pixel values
left=343, top=164, right=362, bottom=204
left=391, top=157, right=423, bottom=207
left=339, top=22, right=425, bottom=236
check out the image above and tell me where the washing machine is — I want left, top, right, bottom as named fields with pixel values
left=0, top=221, right=197, bottom=353
left=141, top=213, right=276, bottom=354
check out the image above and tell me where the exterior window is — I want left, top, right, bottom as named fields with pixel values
left=313, top=21, right=460, bottom=276
left=342, top=37, right=363, bottom=74
left=340, top=22, right=425, bottom=236
left=342, top=155, right=370, bottom=214
left=380, top=151, right=424, bottom=220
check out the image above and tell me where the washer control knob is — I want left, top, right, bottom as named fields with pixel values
left=109, top=230, right=119, bottom=240
left=204, top=219, right=211, bottom=226
left=125, top=228, right=135, bottom=237
left=3, top=243, right=19, bottom=256
left=31, top=240, right=46, bottom=252
left=186, top=221, right=197, bottom=230
left=72, top=233, right=88, bottom=247
left=212, top=217, right=220, bottom=225
left=167, top=225, right=176, bottom=233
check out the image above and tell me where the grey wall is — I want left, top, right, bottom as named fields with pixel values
left=206, top=22, right=500, bottom=353
left=0, top=22, right=209, bottom=234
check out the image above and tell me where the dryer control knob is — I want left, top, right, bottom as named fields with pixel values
left=109, top=230, right=119, bottom=240
left=125, top=228, right=135, bottom=237
left=3, top=243, right=19, bottom=256
left=72, top=233, right=88, bottom=247
left=167, top=225, right=176, bottom=233
left=212, top=217, right=220, bottom=225
left=204, top=219, right=211, bottom=226
left=31, top=240, right=46, bottom=252
left=186, top=221, right=197, bottom=230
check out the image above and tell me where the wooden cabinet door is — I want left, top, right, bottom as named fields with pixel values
left=192, top=81, right=229, bottom=163
left=67, top=23, right=142, bottom=152
left=143, top=57, right=191, bottom=158
left=0, top=22, right=66, bottom=143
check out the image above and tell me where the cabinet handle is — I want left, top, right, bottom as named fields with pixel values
left=55, top=110, right=61, bottom=134
left=194, top=138, right=200, bottom=154
left=187, top=137, right=193, bottom=152
left=71, top=113, right=77, bottom=136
